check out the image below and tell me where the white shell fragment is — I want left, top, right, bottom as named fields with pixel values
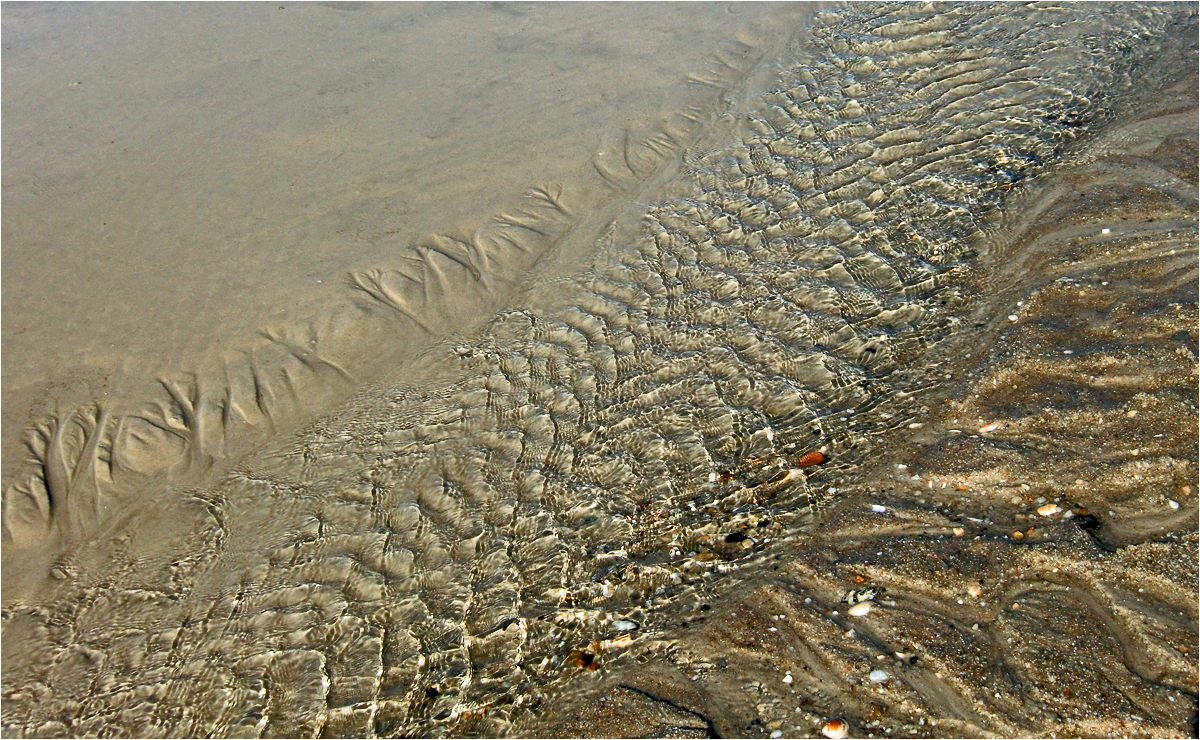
left=848, top=602, right=871, bottom=617
left=1036, top=504, right=1061, bottom=516
left=783, top=673, right=794, bottom=684
left=979, top=422, right=1000, bottom=433
left=611, top=619, right=638, bottom=632
left=843, top=588, right=880, bottom=605
left=1169, top=500, right=1181, bottom=510
left=821, top=718, right=849, bottom=739
left=869, top=669, right=889, bottom=683
left=870, top=504, right=887, bottom=513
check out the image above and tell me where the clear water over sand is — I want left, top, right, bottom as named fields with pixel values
left=2, top=3, right=1196, bottom=738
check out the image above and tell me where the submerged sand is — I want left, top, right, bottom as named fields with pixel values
left=2, top=3, right=1197, bottom=738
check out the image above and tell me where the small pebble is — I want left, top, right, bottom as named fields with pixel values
left=1037, top=504, right=1061, bottom=516
left=978, top=422, right=999, bottom=433
left=783, top=674, right=794, bottom=684
left=848, top=603, right=871, bottom=617
left=870, top=504, right=887, bottom=513
left=1169, top=500, right=1180, bottom=510
left=1008, top=314, right=1019, bottom=321
left=821, top=718, right=849, bottom=739
left=612, top=620, right=638, bottom=632
left=869, top=669, right=889, bottom=683
left=771, top=731, right=783, bottom=739
left=1101, top=227, right=1111, bottom=234
left=952, top=527, right=965, bottom=537
left=968, top=585, right=982, bottom=597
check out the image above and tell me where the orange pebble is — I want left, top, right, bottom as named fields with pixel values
left=799, top=450, right=828, bottom=467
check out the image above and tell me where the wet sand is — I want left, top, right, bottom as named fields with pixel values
left=2, top=3, right=1197, bottom=738
left=536, top=68, right=1199, bottom=738
left=2, top=1, right=795, bottom=479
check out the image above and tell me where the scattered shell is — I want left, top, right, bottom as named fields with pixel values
left=848, top=602, right=872, bottom=617
left=870, top=504, right=887, bottom=513
left=1008, top=314, right=1019, bottom=321
left=978, top=422, right=1000, bottom=433
left=799, top=450, right=828, bottom=467
left=1169, top=500, right=1181, bottom=510
left=612, top=619, right=639, bottom=632
left=783, top=674, right=794, bottom=684
left=843, top=588, right=880, bottom=605
left=821, top=718, right=849, bottom=739
left=771, top=731, right=783, bottom=739
left=869, top=669, right=889, bottom=683
left=1037, top=504, right=1061, bottom=516
left=604, top=634, right=634, bottom=649
left=967, top=585, right=982, bottom=597
left=952, top=527, right=965, bottom=537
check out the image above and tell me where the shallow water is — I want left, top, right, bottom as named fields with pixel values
left=2, top=3, right=1197, bottom=738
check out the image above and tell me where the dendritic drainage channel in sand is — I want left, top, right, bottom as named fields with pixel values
left=0, top=7, right=797, bottom=557
left=1, top=3, right=1197, bottom=739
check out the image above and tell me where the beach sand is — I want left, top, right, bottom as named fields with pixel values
left=2, top=4, right=1196, bottom=737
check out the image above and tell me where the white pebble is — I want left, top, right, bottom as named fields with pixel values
left=612, top=620, right=638, bottom=631
left=870, top=504, right=887, bottom=513
left=869, top=669, right=889, bottom=683
left=847, top=603, right=871, bottom=617
left=1037, top=504, right=1061, bottom=516
left=783, top=674, right=794, bottom=684
left=978, top=422, right=999, bottom=433
left=1169, top=500, right=1180, bottom=510
left=771, top=731, right=783, bottom=739
left=1101, top=228, right=1110, bottom=234
left=1008, top=314, right=1019, bottom=321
